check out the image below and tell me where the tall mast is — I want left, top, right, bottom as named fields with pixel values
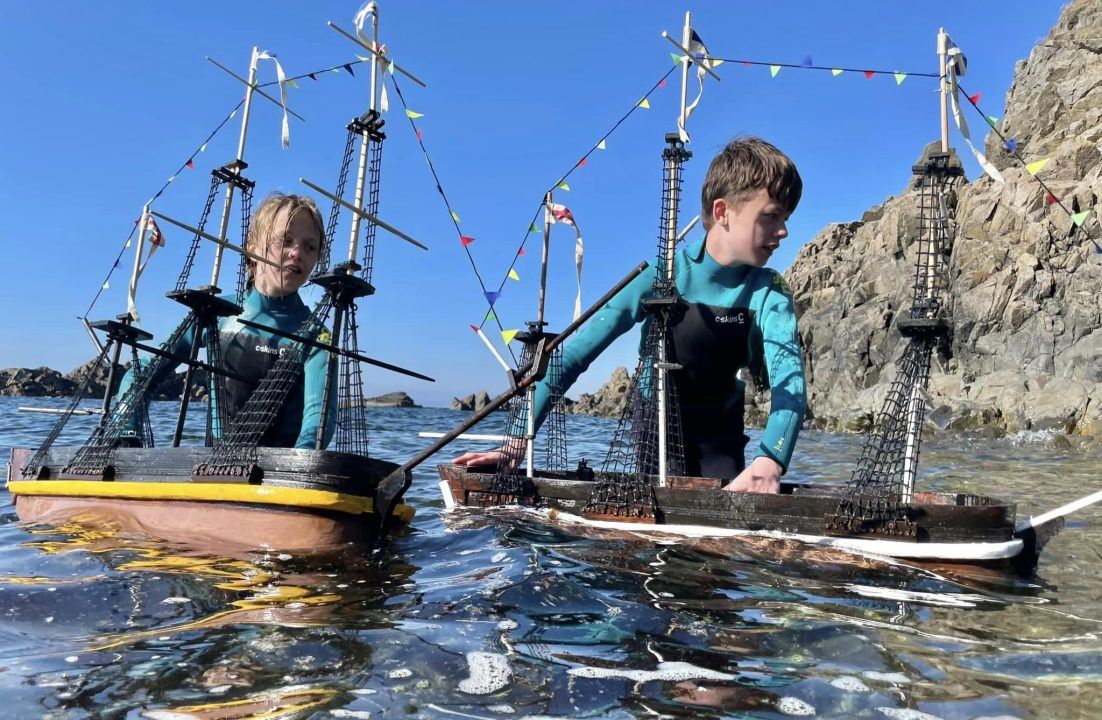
left=937, top=28, right=950, bottom=154
left=347, top=3, right=380, bottom=264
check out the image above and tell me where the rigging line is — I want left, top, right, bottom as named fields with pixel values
left=387, top=73, right=520, bottom=366
left=478, top=64, right=680, bottom=332
left=256, top=57, right=370, bottom=88
left=81, top=100, right=246, bottom=320
left=710, top=57, right=940, bottom=78
left=957, top=81, right=1099, bottom=247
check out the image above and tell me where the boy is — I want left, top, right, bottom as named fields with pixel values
left=455, top=137, right=806, bottom=493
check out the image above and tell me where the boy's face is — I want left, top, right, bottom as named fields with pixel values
left=708, top=189, right=790, bottom=267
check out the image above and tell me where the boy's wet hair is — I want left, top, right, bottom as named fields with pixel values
left=245, top=192, right=326, bottom=281
left=700, top=137, right=803, bottom=230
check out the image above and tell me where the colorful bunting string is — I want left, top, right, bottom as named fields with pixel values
left=711, top=56, right=939, bottom=79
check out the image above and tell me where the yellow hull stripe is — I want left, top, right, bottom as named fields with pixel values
left=8, top=479, right=383, bottom=516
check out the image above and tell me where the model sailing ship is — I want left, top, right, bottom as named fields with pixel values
left=7, top=3, right=435, bottom=550
left=433, top=16, right=1095, bottom=571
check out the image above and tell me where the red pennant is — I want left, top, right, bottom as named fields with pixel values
left=658, top=79, right=667, bottom=87
left=460, top=236, right=475, bottom=247
left=864, top=70, right=875, bottom=79
left=186, top=159, right=195, bottom=169
left=578, top=158, right=587, bottom=167
left=416, top=129, right=423, bottom=141
left=742, top=61, right=750, bottom=67
left=968, top=92, right=981, bottom=104
left=1046, top=193, right=1058, bottom=205
left=518, top=248, right=526, bottom=256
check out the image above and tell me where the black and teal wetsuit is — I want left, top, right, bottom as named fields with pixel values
left=531, top=237, right=806, bottom=477
left=120, top=288, right=336, bottom=449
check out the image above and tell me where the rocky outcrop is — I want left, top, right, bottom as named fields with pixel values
left=1, top=367, right=77, bottom=397
left=781, top=0, right=1102, bottom=438
left=566, top=367, right=631, bottom=418
left=452, top=391, right=494, bottom=412
left=347, top=391, right=418, bottom=408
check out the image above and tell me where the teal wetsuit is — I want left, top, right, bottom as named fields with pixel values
left=531, top=237, right=806, bottom=476
left=121, top=288, right=336, bottom=449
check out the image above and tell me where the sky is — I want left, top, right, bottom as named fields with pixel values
left=0, top=1, right=1068, bottom=407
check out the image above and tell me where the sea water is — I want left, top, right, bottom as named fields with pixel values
left=1, top=396, right=1100, bottom=719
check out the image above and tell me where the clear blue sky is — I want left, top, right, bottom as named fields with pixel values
left=0, top=1, right=1065, bottom=407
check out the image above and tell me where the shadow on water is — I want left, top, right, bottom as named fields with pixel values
left=1, top=401, right=1100, bottom=718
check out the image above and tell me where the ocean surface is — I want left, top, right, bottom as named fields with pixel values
left=1, top=396, right=1101, bottom=719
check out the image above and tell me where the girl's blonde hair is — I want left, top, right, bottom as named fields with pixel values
left=245, top=192, right=326, bottom=282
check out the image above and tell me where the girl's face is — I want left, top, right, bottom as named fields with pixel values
left=253, top=207, right=321, bottom=298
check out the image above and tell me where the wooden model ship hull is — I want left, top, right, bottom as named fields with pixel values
left=438, top=465, right=1038, bottom=567
left=7, top=447, right=413, bottom=551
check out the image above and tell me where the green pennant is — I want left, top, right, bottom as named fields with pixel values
left=1071, top=210, right=1090, bottom=227
left=987, top=115, right=999, bottom=126
left=485, top=309, right=496, bottom=322
left=671, top=52, right=683, bottom=66
left=528, top=223, right=539, bottom=233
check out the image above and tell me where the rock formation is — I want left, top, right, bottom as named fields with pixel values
left=452, top=391, right=497, bottom=412
left=565, top=367, right=631, bottom=418
left=346, top=391, right=418, bottom=408
left=778, top=0, right=1101, bottom=438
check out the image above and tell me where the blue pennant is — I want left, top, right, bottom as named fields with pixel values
left=1005, top=137, right=1017, bottom=154
left=484, top=291, right=501, bottom=305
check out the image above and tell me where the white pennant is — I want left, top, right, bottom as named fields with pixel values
left=678, top=29, right=715, bottom=144
left=353, top=1, right=377, bottom=46
left=257, top=51, right=291, bottom=149
left=946, top=39, right=1002, bottom=183
left=547, top=202, right=585, bottom=320
left=380, top=80, right=390, bottom=113
left=127, top=210, right=164, bottom=323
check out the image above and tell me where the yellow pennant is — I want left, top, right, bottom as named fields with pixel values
left=770, top=65, right=781, bottom=77
left=638, top=97, right=650, bottom=109
left=287, top=78, right=299, bottom=89
left=557, top=180, right=570, bottom=191
left=356, top=55, right=370, bottom=62
left=508, top=268, right=520, bottom=281
left=831, top=68, right=843, bottom=76
left=450, top=210, right=460, bottom=223
left=1025, top=158, right=1050, bottom=176
left=712, top=59, right=724, bottom=67
left=405, top=109, right=424, bottom=119
left=501, top=329, right=519, bottom=345
left=894, top=72, right=907, bottom=85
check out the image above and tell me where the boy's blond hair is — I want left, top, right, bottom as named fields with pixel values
left=700, top=137, right=803, bottom=230
left=245, top=193, right=326, bottom=282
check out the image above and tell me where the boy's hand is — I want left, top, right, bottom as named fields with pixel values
left=452, top=444, right=524, bottom=472
left=722, top=456, right=782, bottom=494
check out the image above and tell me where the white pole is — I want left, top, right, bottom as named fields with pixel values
left=937, top=28, right=949, bottom=154
left=347, top=7, right=380, bottom=266
left=210, top=47, right=259, bottom=288
left=127, top=205, right=150, bottom=323
left=677, top=11, right=691, bottom=143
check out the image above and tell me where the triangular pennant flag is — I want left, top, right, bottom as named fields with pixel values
left=741, top=60, right=751, bottom=67
left=968, top=92, right=982, bottom=104
left=356, top=55, right=370, bottom=62
left=287, top=78, right=299, bottom=89
left=186, top=159, right=195, bottom=169
left=1025, top=158, right=1050, bottom=175
left=1071, top=211, right=1090, bottom=226
left=167, top=175, right=176, bottom=183
left=831, top=68, right=843, bottom=76
left=308, top=72, right=318, bottom=81
left=102, top=280, right=110, bottom=289
left=894, top=72, right=907, bottom=85
left=1093, top=239, right=1102, bottom=254
left=484, top=310, right=496, bottom=322
left=416, top=129, right=423, bottom=140
left=638, top=97, right=650, bottom=109
left=518, top=248, right=526, bottom=256
left=460, top=236, right=475, bottom=247
left=343, top=64, right=355, bottom=77
left=388, top=61, right=395, bottom=75
left=450, top=210, right=461, bottom=223
left=658, top=79, right=667, bottom=87
left=199, top=142, right=207, bottom=153
left=528, top=223, right=539, bottom=233
left=125, top=239, right=132, bottom=249
left=864, top=70, right=875, bottom=79
left=578, top=158, right=587, bottom=167
left=1005, top=137, right=1018, bottom=153
left=229, top=109, right=237, bottom=119
left=405, top=109, right=424, bottom=119
left=597, top=139, right=607, bottom=150
left=987, top=115, right=999, bottom=126
left=770, top=65, right=781, bottom=77
left=484, top=291, right=500, bottom=305
left=508, top=268, right=520, bottom=281
left=501, top=329, right=519, bottom=345
left=557, top=180, right=570, bottom=191
left=1046, top=193, right=1058, bottom=205
left=330, top=67, right=342, bottom=74
left=671, top=52, right=683, bottom=65
left=712, top=59, right=724, bottom=67
left=801, top=55, right=813, bottom=68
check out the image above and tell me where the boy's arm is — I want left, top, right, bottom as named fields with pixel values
left=753, top=275, right=807, bottom=473
left=117, top=320, right=199, bottom=435
left=295, top=332, right=338, bottom=450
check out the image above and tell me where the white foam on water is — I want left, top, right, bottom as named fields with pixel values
left=497, top=619, right=518, bottom=631
left=973, top=716, right=1023, bottom=720
left=491, top=552, right=509, bottom=563
left=351, top=688, right=377, bottom=695
left=567, top=661, right=737, bottom=682
left=878, top=708, right=945, bottom=720
left=863, top=671, right=912, bottom=684
left=64, top=656, right=78, bottom=663
left=387, top=668, right=412, bottom=679
left=830, top=676, right=871, bottom=692
left=777, top=697, right=816, bottom=716
left=331, top=711, right=373, bottom=719
left=844, top=584, right=996, bottom=608
left=458, top=651, right=512, bottom=695
left=488, top=705, right=515, bottom=714
left=143, top=712, right=198, bottom=720
left=161, top=597, right=191, bottom=604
